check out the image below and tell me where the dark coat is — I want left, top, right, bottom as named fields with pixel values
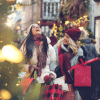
left=78, top=45, right=100, bottom=100
left=81, top=44, right=98, bottom=61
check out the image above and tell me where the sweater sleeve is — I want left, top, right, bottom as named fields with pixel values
left=71, top=48, right=83, bottom=66
left=53, top=44, right=60, bottom=66
left=49, top=44, right=57, bottom=71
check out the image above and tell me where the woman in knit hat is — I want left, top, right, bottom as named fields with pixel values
left=54, top=28, right=83, bottom=100
left=19, top=23, right=57, bottom=99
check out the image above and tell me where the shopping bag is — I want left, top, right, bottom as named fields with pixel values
left=74, top=64, right=91, bottom=87
left=54, top=76, right=69, bottom=92
left=42, top=84, right=64, bottom=100
left=63, top=84, right=75, bottom=100
left=20, top=77, right=34, bottom=94
left=70, top=58, right=98, bottom=87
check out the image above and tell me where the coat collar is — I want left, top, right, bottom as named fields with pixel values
left=61, top=43, right=69, bottom=52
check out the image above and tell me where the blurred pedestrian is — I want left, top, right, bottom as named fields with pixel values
left=79, top=37, right=100, bottom=100
left=81, top=37, right=98, bottom=61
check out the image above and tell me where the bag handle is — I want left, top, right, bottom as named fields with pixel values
left=80, top=57, right=99, bottom=66
left=80, top=58, right=85, bottom=66
left=84, top=57, right=98, bottom=65
left=70, top=57, right=99, bottom=71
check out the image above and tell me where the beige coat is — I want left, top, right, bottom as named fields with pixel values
left=19, top=37, right=57, bottom=83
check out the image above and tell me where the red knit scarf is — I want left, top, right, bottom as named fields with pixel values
left=33, top=35, right=47, bottom=76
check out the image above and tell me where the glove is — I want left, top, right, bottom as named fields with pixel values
left=44, top=75, right=51, bottom=84
left=78, top=56, right=85, bottom=64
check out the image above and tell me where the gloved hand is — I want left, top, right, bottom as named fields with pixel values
left=78, top=56, right=85, bottom=64
left=44, top=75, right=51, bottom=84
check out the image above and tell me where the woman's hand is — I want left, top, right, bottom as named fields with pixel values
left=30, top=66, right=39, bottom=73
left=33, top=66, right=39, bottom=70
left=29, top=65, right=39, bottom=73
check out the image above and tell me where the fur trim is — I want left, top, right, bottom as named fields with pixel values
left=46, top=37, right=51, bottom=44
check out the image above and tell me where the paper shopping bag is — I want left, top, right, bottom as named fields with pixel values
left=20, top=77, right=34, bottom=94
left=74, top=64, right=91, bottom=87
left=42, top=84, right=64, bottom=100
left=70, top=58, right=98, bottom=87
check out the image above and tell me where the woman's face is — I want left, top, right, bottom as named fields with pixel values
left=32, top=24, right=41, bottom=36
left=63, top=33, right=70, bottom=44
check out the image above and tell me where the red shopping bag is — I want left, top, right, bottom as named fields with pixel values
left=20, top=77, right=34, bottom=94
left=70, top=58, right=98, bottom=87
left=42, top=84, right=64, bottom=100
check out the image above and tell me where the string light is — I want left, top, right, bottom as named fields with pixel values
left=60, top=32, right=62, bottom=35
left=16, top=4, right=22, bottom=12
left=18, top=81, right=20, bottom=83
left=12, top=12, right=16, bottom=18
left=22, top=21, right=25, bottom=23
left=9, top=71, right=12, bottom=73
left=5, top=83, right=7, bottom=86
left=59, top=25, right=63, bottom=31
left=65, top=15, right=89, bottom=28
left=79, top=27, right=84, bottom=30
left=65, top=21, right=70, bottom=25
left=16, top=83, right=20, bottom=87
left=0, top=41, right=3, bottom=43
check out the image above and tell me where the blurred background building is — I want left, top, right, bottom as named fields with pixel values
left=40, top=0, right=60, bottom=36
left=19, top=0, right=60, bottom=36
left=89, top=0, right=100, bottom=53
left=7, top=0, right=100, bottom=53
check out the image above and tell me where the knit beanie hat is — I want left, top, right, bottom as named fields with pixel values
left=85, top=37, right=91, bottom=44
left=65, top=28, right=81, bottom=42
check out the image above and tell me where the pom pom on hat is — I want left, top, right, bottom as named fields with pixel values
left=65, top=28, right=82, bottom=42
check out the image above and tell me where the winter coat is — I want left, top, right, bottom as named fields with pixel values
left=54, top=38, right=83, bottom=83
left=19, top=37, right=57, bottom=83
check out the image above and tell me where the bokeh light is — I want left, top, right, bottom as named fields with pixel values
left=2, top=44, right=23, bottom=63
left=0, top=89, right=12, bottom=100
left=0, top=50, right=6, bottom=62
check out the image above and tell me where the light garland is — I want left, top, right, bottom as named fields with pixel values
left=65, top=15, right=89, bottom=28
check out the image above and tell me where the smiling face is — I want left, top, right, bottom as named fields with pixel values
left=63, top=33, right=70, bottom=44
left=31, top=24, right=41, bottom=36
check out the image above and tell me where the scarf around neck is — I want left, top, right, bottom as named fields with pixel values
left=35, top=43, right=47, bottom=76
left=61, top=43, right=69, bottom=52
